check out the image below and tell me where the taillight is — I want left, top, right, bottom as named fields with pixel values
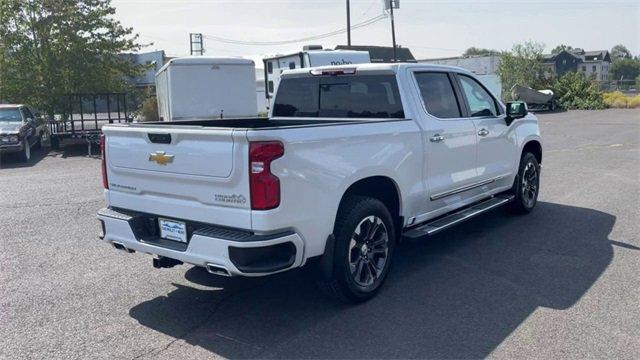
left=100, top=133, right=108, bottom=189
left=249, top=141, right=284, bottom=210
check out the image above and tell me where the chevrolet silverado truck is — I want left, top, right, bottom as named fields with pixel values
left=98, top=63, right=542, bottom=303
left=0, top=104, right=46, bottom=162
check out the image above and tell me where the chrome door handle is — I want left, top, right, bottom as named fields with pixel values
left=478, top=128, right=489, bottom=137
left=430, top=134, right=445, bottom=143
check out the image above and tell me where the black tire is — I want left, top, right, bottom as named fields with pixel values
left=33, top=134, right=42, bottom=150
left=19, top=140, right=31, bottom=162
left=317, top=196, right=396, bottom=303
left=507, top=152, right=540, bottom=214
left=50, top=136, right=60, bottom=150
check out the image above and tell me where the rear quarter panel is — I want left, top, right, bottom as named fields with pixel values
left=248, top=119, right=424, bottom=258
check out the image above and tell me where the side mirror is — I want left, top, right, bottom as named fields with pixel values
left=505, top=101, right=527, bottom=125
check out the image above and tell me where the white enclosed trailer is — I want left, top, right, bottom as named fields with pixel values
left=155, top=57, right=258, bottom=121
left=263, top=46, right=370, bottom=102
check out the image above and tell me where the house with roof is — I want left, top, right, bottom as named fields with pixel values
left=541, top=49, right=611, bottom=80
left=576, top=50, right=611, bottom=81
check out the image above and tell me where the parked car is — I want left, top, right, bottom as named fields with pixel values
left=97, top=63, right=542, bottom=303
left=0, top=104, right=46, bottom=162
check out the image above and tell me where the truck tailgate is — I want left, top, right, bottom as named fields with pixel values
left=102, top=125, right=251, bottom=229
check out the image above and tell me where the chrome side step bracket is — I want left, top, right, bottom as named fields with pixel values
left=403, top=195, right=515, bottom=239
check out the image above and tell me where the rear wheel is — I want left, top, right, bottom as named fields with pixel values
left=507, top=152, right=540, bottom=214
left=317, top=196, right=396, bottom=303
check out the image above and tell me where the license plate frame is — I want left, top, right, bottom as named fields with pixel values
left=158, top=218, right=187, bottom=243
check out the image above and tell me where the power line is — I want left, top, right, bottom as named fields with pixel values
left=201, top=14, right=386, bottom=46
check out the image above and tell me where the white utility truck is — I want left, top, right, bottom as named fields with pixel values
left=99, top=63, right=542, bottom=303
left=263, top=46, right=370, bottom=103
left=155, top=57, right=258, bottom=121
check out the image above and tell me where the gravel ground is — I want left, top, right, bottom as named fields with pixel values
left=0, top=109, right=638, bottom=359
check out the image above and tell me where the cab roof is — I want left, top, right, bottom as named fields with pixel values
left=281, top=62, right=474, bottom=77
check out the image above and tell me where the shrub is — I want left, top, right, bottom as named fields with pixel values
left=551, top=72, right=604, bottom=110
left=603, top=91, right=640, bottom=108
left=627, top=95, right=640, bottom=108
left=603, top=91, right=627, bottom=108
left=138, top=96, right=159, bottom=122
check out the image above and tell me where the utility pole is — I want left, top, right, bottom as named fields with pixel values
left=346, top=0, right=351, bottom=46
left=384, top=0, right=399, bottom=62
left=389, top=1, right=397, bottom=62
left=391, top=0, right=398, bottom=62
left=189, top=33, right=204, bottom=56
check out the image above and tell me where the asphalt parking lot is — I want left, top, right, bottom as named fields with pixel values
left=1, top=109, right=638, bottom=359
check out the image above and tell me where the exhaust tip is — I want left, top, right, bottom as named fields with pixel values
left=206, top=263, right=231, bottom=277
left=112, top=242, right=134, bottom=253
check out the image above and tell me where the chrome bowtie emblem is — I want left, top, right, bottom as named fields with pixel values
left=148, top=151, right=174, bottom=165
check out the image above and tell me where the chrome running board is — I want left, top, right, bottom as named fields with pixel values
left=403, top=195, right=514, bottom=239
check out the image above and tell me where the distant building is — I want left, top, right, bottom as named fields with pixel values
left=122, top=50, right=167, bottom=88
left=576, top=50, right=611, bottom=81
left=541, top=49, right=611, bottom=80
left=417, top=54, right=501, bottom=75
left=417, top=54, right=503, bottom=99
left=541, top=51, right=581, bottom=77
left=335, top=45, right=416, bottom=63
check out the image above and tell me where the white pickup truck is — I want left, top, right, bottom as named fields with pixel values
left=98, top=63, right=542, bottom=303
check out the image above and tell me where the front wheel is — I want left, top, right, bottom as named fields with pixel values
left=19, top=141, right=31, bottom=162
left=507, top=152, right=540, bottom=214
left=317, top=196, right=396, bottom=303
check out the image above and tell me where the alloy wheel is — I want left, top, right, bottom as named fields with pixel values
left=348, top=215, right=390, bottom=288
left=522, top=161, right=538, bottom=208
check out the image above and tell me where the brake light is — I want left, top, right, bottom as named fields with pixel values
left=100, top=133, right=108, bottom=189
left=249, top=141, right=284, bottom=210
left=310, top=67, right=357, bottom=76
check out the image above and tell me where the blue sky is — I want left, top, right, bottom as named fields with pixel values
left=112, top=0, right=640, bottom=61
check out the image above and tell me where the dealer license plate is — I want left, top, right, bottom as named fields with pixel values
left=159, top=218, right=187, bottom=243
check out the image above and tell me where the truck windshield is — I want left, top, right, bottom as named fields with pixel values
left=0, top=108, right=22, bottom=122
left=273, top=75, right=404, bottom=118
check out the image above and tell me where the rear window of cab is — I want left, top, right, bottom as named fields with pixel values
left=273, top=75, right=405, bottom=119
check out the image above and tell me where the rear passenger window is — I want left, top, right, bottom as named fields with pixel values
left=414, top=73, right=461, bottom=119
left=458, top=75, right=497, bottom=117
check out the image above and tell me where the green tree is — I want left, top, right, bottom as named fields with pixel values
left=496, top=41, right=552, bottom=101
left=610, top=44, right=632, bottom=61
left=610, top=58, right=640, bottom=80
left=551, top=72, right=603, bottom=110
left=463, top=47, right=497, bottom=57
left=0, top=0, right=145, bottom=116
left=551, top=44, right=574, bottom=54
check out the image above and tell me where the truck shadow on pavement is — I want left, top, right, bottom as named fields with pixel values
left=129, top=202, right=617, bottom=359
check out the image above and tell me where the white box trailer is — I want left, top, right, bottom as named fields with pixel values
left=263, top=47, right=371, bottom=102
left=156, top=57, right=258, bottom=121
